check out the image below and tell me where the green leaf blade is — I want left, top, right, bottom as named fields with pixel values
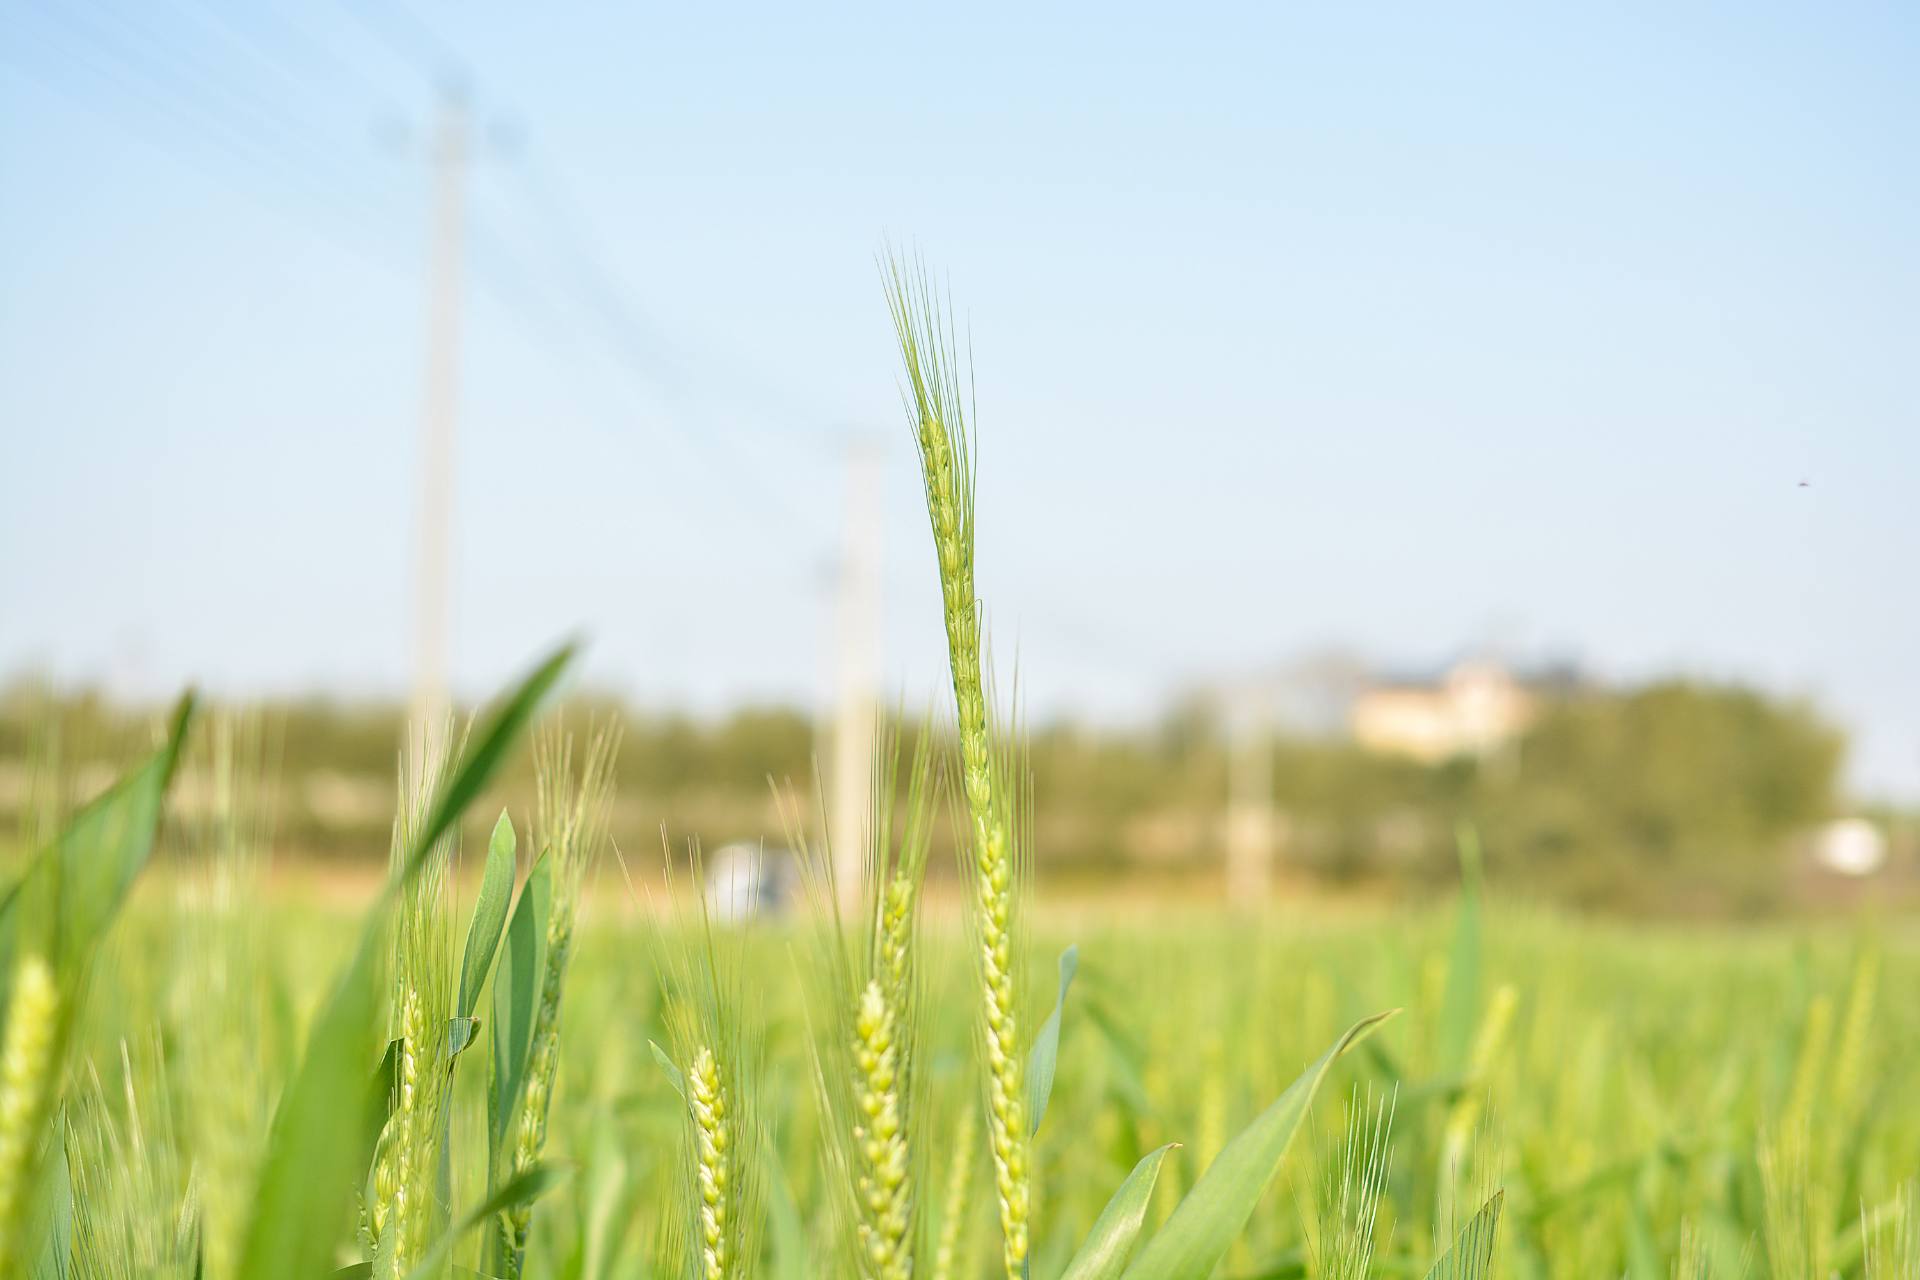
left=402, top=1163, right=572, bottom=1280
left=237, top=929, right=389, bottom=1280
left=410, top=644, right=575, bottom=884
left=238, top=645, right=571, bottom=1280
left=489, top=853, right=553, bottom=1155
left=458, top=810, right=519, bottom=1020
left=1120, top=1010, right=1398, bottom=1280
left=1029, top=943, right=1079, bottom=1137
left=0, top=693, right=195, bottom=986
left=1060, top=1143, right=1179, bottom=1280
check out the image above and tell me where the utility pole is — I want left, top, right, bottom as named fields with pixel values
left=829, top=438, right=884, bottom=912
left=1226, top=683, right=1275, bottom=906
left=410, top=85, right=468, bottom=767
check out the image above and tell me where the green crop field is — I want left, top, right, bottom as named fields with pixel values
left=1, top=261, right=1912, bottom=1280
left=52, top=890, right=1920, bottom=1280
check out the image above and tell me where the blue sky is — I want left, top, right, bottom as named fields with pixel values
left=1, top=1, right=1916, bottom=797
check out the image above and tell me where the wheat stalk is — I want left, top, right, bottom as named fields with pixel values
left=688, top=1045, right=732, bottom=1280
left=1437, top=983, right=1516, bottom=1228
left=930, top=1103, right=977, bottom=1280
left=1761, top=1125, right=1830, bottom=1280
left=1310, top=1089, right=1396, bottom=1280
left=0, top=953, right=58, bottom=1267
left=390, top=986, right=437, bottom=1272
left=876, top=873, right=917, bottom=1037
left=851, top=978, right=912, bottom=1280
left=371, top=732, right=457, bottom=1276
left=887, top=254, right=1030, bottom=1279
left=179, top=711, right=274, bottom=1280
left=784, top=716, right=936, bottom=1280
left=655, top=841, right=763, bottom=1280
left=66, top=1041, right=197, bottom=1280
left=1863, top=1182, right=1919, bottom=1280
left=496, top=726, right=619, bottom=1275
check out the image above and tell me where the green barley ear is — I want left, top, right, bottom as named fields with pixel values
left=788, top=718, right=938, bottom=1280
left=65, top=1040, right=196, bottom=1279
left=659, top=845, right=764, bottom=1280
left=1674, top=1221, right=1708, bottom=1280
left=371, top=727, right=462, bottom=1277
left=176, top=710, right=276, bottom=1280
left=1863, top=1181, right=1918, bottom=1280
left=0, top=694, right=194, bottom=1277
left=488, top=722, right=620, bottom=1278
left=886, top=251, right=1032, bottom=1280
left=1424, top=1189, right=1504, bottom=1280
left=1308, top=1089, right=1396, bottom=1280
left=241, top=642, right=573, bottom=1280
left=1436, top=983, right=1516, bottom=1229
left=1759, top=1126, right=1829, bottom=1280
left=930, top=1103, right=978, bottom=1280
left=0, top=952, right=58, bottom=1268
left=688, top=1045, right=734, bottom=1280
left=853, top=740, right=936, bottom=1280
left=867, top=720, right=937, bottom=1039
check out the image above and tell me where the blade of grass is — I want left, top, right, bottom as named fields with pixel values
left=417, top=644, right=576, bottom=868
left=26, top=1114, right=71, bottom=1280
left=237, top=643, right=573, bottom=1280
left=1122, top=1010, right=1398, bottom=1280
left=649, top=1040, right=686, bottom=1101
left=1028, top=945, right=1079, bottom=1137
left=403, top=1163, right=572, bottom=1280
left=488, top=854, right=552, bottom=1154
left=1059, top=1143, right=1179, bottom=1280
left=0, top=693, right=195, bottom=993
left=458, top=812, right=519, bottom=1021
left=1436, top=823, right=1482, bottom=1078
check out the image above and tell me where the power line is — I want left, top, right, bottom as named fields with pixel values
left=3, top=8, right=405, bottom=275
left=340, top=1, right=838, bottom=546
left=340, top=0, right=470, bottom=87
left=22, top=0, right=843, bottom=552
left=170, top=0, right=406, bottom=114
left=496, top=148, right=835, bottom=544
left=11, top=4, right=1179, bottom=711
left=410, top=87, right=466, bottom=750
left=64, top=0, right=391, bottom=192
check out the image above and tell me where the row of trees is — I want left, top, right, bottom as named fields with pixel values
left=0, top=676, right=1852, bottom=911
left=1031, top=680, right=1847, bottom=909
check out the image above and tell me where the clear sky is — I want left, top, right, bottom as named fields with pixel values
left=1, top=1, right=1915, bottom=798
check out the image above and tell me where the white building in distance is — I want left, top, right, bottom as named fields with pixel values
left=1350, top=660, right=1537, bottom=763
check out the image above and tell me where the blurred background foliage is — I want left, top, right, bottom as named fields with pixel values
left=0, top=675, right=1889, bottom=915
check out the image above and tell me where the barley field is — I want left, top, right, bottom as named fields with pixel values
left=53, top=883, right=1920, bottom=1280
left=2, top=262, right=1913, bottom=1280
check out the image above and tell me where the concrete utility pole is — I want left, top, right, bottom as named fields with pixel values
left=829, top=438, right=884, bottom=912
left=1226, top=684, right=1275, bottom=906
left=410, top=86, right=468, bottom=765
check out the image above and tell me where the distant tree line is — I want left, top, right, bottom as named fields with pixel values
left=0, top=676, right=1851, bottom=911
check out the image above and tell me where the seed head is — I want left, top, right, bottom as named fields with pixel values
left=689, top=1047, right=731, bottom=1280
left=0, top=954, right=58, bottom=1264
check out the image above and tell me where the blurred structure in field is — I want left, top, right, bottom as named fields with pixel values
left=703, top=843, right=801, bottom=923
left=828, top=440, right=884, bottom=915
left=1810, top=817, right=1887, bottom=878
left=1224, top=682, right=1276, bottom=907
left=1350, top=660, right=1535, bottom=763
left=1784, top=815, right=1911, bottom=911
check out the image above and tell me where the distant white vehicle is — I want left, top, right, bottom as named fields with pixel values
left=1813, top=818, right=1887, bottom=878
left=703, top=843, right=801, bottom=923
